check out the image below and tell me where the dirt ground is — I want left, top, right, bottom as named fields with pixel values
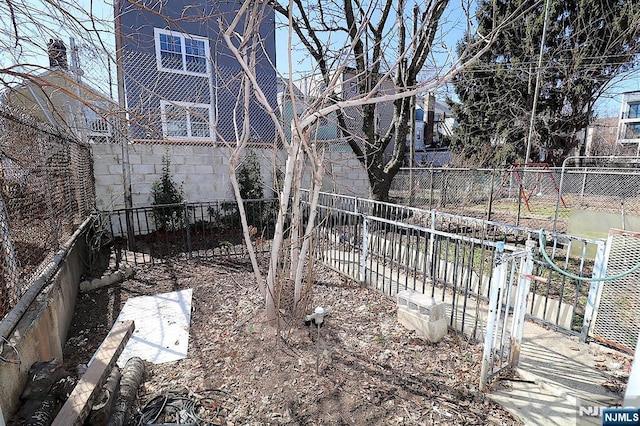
left=62, top=257, right=521, bottom=425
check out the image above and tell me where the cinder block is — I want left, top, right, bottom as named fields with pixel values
left=397, top=290, right=446, bottom=320
left=132, top=164, right=155, bottom=175
left=397, top=290, right=448, bottom=342
left=397, top=309, right=448, bottom=343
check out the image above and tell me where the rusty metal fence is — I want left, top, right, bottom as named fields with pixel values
left=392, top=165, right=640, bottom=233
left=0, top=106, right=95, bottom=318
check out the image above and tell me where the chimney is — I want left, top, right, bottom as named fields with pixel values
left=47, top=38, right=68, bottom=69
left=425, top=92, right=435, bottom=147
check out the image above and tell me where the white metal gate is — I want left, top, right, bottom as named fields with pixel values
left=590, top=229, right=640, bottom=353
left=480, top=240, right=536, bottom=391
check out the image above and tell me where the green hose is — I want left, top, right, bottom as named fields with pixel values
left=538, top=230, right=640, bottom=282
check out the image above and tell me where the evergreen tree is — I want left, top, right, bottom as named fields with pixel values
left=450, top=0, right=640, bottom=166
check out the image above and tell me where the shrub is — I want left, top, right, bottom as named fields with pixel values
left=152, top=154, right=185, bottom=230
left=238, top=151, right=263, bottom=199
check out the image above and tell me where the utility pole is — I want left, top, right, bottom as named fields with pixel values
left=409, top=4, right=419, bottom=204
left=114, top=0, right=135, bottom=249
left=524, top=0, right=551, bottom=165
left=520, top=0, right=551, bottom=226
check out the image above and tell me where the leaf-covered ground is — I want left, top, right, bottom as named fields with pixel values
left=63, top=258, right=521, bottom=425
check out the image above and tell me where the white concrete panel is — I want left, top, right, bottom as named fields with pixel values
left=110, top=289, right=193, bottom=367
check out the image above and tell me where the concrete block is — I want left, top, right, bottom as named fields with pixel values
left=144, top=153, right=164, bottom=166
left=132, top=164, right=155, bottom=175
left=92, top=161, right=110, bottom=176
left=108, top=164, right=125, bottom=175
left=95, top=174, right=123, bottom=187
left=171, top=155, right=186, bottom=166
left=397, top=309, right=448, bottom=343
left=397, top=290, right=446, bottom=320
left=191, top=164, right=213, bottom=175
left=127, top=154, right=142, bottom=164
left=397, top=290, right=448, bottom=343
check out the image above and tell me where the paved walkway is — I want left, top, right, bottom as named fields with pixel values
left=489, top=322, right=632, bottom=426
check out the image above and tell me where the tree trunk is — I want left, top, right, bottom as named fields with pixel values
left=369, top=172, right=392, bottom=204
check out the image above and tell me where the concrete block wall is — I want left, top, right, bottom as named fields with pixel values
left=92, top=143, right=236, bottom=210
left=323, top=151, right=369, bottom=197
left=92, top=143, right=370, bottom=210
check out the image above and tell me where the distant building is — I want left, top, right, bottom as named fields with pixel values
left=3, top=42, right=115, bottom=144
left=617, top=91, right=640, bottom=155
left=291, top=70, right=455, bottom=164
left=277, top=78, right=340, bottom=146
left=409, top=94, right=455, bottom=166
left=292, top=67, right=396, bottom=150
left=584, top=117, right=620, bottom=156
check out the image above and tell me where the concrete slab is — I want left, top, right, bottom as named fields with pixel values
left=487, top=321, right=631, bottom=426
left=489, top=380, right=600, bottom=426
left=110, top=289, right=193, bottom=367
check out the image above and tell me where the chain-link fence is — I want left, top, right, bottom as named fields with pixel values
left=391, top=165, right=640, bottom=232
left=121, top=50, right=280, bottom=147
left=0, top=106, right=95, bottom=318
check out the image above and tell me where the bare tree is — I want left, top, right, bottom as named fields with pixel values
left=217, top=0, right=520, bottom=326
left=0, top=0, right=512, bottom=331
left=268, top=0, right=529, bottom=202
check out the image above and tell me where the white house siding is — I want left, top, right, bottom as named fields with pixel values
left=92, top=143, right=369, bottom=210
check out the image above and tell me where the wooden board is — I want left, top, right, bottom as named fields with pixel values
left=52, top=320, right=134, bottom=426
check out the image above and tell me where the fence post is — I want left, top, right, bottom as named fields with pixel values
left=360, top=216, right=368, bottom=284
left=580, top=239, right=608, bottom=342
left=429, top=168, right=434, bottom=211
left=480, top=242, right=506, bottom=392
left=183, top=201, right=192, bottom=258
left=510, top=240, right=535, bottom=368
left=428, top=210, right=436, bottom=282
left=486, top=170, right=495, bottom=222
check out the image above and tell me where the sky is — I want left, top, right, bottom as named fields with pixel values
left=3, top=0, right=639, bottom=118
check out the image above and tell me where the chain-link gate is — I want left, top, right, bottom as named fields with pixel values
left=480, top=241, right=536, bottom=391
left=589, top=229, right=640, bottom=353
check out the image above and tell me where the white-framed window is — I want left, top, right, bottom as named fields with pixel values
left=160, top=100, right=213, bottom=140
left=154, top=28, right=210, bottom=76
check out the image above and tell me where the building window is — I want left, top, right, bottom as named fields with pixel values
left=628, top=102, right=640, bottom=120
left=154, top=28, right=210, bottom=76
left=624, top=123, right=640, bottom=140
left=160, top=101, right=212, bottom=140
left=84, top=103, right=112, bottom=142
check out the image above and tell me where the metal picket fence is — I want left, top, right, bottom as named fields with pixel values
left=0, top=106, right=95, bottom=318
left=105, top=199, right=279, bottom=266
left=306, top=190, right=606, bottom=341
